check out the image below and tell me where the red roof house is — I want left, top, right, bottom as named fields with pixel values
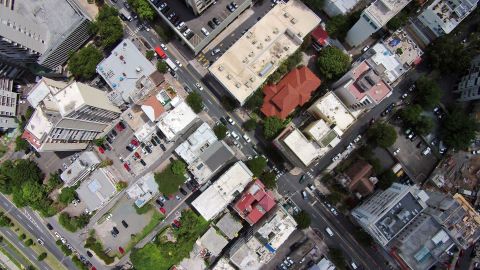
left=233, top=179, right=276, bottom=225
left=261, top=67, right=321, bottom=119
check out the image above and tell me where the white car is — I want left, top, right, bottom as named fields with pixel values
left=393, top=148, right=400, bottom=155
left=54, top=232, right=60, bottom=238
left=243, top=134, right=251, bottom=143
left=472, top=150, right=480, bottom=155
left=160, top=43, right=167, bottom=51
left=231, top=131, right=240, bottom=140
left=353, top=134, right=362, bottom=143
left=195, top=82, right=204, bottom=91
left=227, top=116, right=235, bottom=125
left=225, top=131, right=231, bottom=137
left=175, top=59, right=182, bottom=67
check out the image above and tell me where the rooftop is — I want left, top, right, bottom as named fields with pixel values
left=216, top=213, right=244, bottom=240
left=367, top=43, right=406, bottom=84
left=191, top=161, right=253, bottom=220
left=140, top=93, right=166, bottom=122
left=311, top=25, right=329, bottom=46
left=96, top=39, right=156, bottom=105
left=197, top=227, right=229, bottom=257
left=261, top=67, right=321, bottom=119
left=365, top=0, right=413, bottom=26
left=212, top=257, right=236, bottom=270
left=419, top=0, right=478, bottom=35
left=308, top=92, right=355, bottom=131
left=383, top=29, right=423, bottom=67
left=309, top=257, right=336, bottom=270
left=126, top=172, right=158, bottom=208
left=60, top=151, right=101, bottom=186
left=323, top=0, right=361, bottom=16
left=282, top=128, right=322, bottom=166
left=208, top=0, right=320, bottom=104
left=156, top=97, right=198, bottom=141
left=255, top=207, right=297, bottom=250
left=233, top=179, right=276, bottom=225
left=175, top=122, right=218, bottom=164
left=76, top=168, right=117, bottom=211
left=229, top=238, right=265, bottom=270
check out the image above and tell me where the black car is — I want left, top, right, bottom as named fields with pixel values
left=112, top=226, right=119, bottom=234
left=179, top=187, right=188, bottom=196
left=213, top=17, right=220, bottom=25
left=126, top=145, right=134, bottom=152
left=152, top=135, right=161, bottom=144
left=150, top=138, right=158, bottom=146
left=220, top=117, right=228, bottom=125
left=160, top=144, right=166, bottom=151
left=145, top=146, right=152, bottom=154
left=111, top=230, right=117, bottom=237
left=86, top=251, right=93, bottom=257
left=121, top=220, right=129, bottom=228
left=185, top=181, right=193, bottom=191
left=118, top=121, right=126, bottom=129
left=106, top=136, right=113, bottom=144
left=208, top=21, right=216, bottom=29
left=111, top=129, right=117, bottom=136
left=140, top=159, right=146, bottom=166
left=46, top=223, right=53, bottom=230
left=155, top=199, right=164, bottom=207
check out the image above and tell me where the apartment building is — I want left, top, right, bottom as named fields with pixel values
left=0, top=0, right=91, bottom=70
left=345, top=0, right=412, bottom=47
left=0, top=77, right=17, bottom=130
left=407, top=0, right=478, bottom=47
left=185, top=0, right=216, bottom=15
left=22, top=78, right=121, bottom=152
left=454, top=55, right=480, bottom=102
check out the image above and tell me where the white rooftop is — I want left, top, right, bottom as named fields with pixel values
left=60, top=151, right=101, bottom=186
left=323, top=0, right=361, bottom=16
left=365, top=0, right=413, bottom=26
left=197, top=227, right=229, bottom=256
left=175, top=122, right=217, bottom=164
left=256, top=207, right=297, bottom=249
left=208, top=0, right=320, bottom=104
left=191, top=161, right=253, bottom=220
left=212, top=258, right=236, bottom=270
left=26, top=107, right=53, bottom=142
left=126, top=172, right=159, bottom=208
left=308, top=92, right=355, bottom=131
left=156, top=97, right=198, bottom=141
left=283, top=128, right=321, bottom=166
left=96, top=39, right=156, bottom=105
left=419, top=0, right=478, bottom=35
left=134, top=121, right=157, bottom=142
left=368, top=43, right=405, bottom=84
left=27, top=78, right=67, bottom=108
left=76, top=168, right=117, bottom=211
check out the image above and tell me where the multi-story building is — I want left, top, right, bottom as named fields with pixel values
left=454, top=55, right=480, bottom=102
left=22, top=78, right=121, bottom=152
left=407, top=0, right=478, bottom=47
left=0, top=78, right=17, bottom=131
left=323, top=0, right=362, bottom=17
left=0, top=0, right=91, bottom=70
left=345, top=0, right=412, bottom=47
left=185, top=0, right=215, bottom=15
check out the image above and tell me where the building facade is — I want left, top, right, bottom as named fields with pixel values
left=22, top=78, right=121, bottom=152
left=0, top=0, right=91, bottom=70
left=454, top=55, right=480, bottom=102
left=0, top=77, right=17, bottom=130
left=185, top=0, right=216, bottom=15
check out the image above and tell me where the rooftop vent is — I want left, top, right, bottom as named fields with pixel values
left=227, top=74, right=232, bottom=80
left=136, top=67, right=142, bottom=73
left=273, top=27, right=279, bottom=34
left=284, top=12, right=290, bottom=18
left=290, top=18, right=297, bottom=24
left=218, top=65, right=224, bottom=71
left=235, top=82, right=241, bottom=88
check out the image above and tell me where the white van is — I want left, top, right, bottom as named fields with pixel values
left=325, top=227, right=334, bottom=237
left=421, top=147, right=431, bottom=156
left=301, top=190, right=308, bottom=200
left=350, top=261, right=358, bottom=269
left=201, top=27, right=210, bottom=36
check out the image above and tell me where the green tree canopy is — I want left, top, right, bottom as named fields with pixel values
left=263, top=116, right=285, bottom=140
left=325, top=15, right=349, bottom=40
left=244, top=90, right=264, bottom=111
left=186, top=92, right=204, bottom=113
left=441, top=107, right=478, bottom=150
left=367, top=122, right=397, bottom=148
left=329, top=248, right=347, bottom=270
left=427, top=36, right=473, bottom=75
left=415, top=116, right=434, bottom=135
left=246, top=156, right=267, bottom=177
left=68, top=46, right=103, bottom=80
left=243, top=119, right=258, bottom=131
left=58, top=186, right=77, bottom=204
left=377, top=170, right=397, bottom=190
left=387, top=10, right=408, bottom=31
left=15, top=136, right=30, bottom=152
left=293, top=210, right=311, bottom=229
left=400, top=104, right=422, bottom=126
left=171, top=160, right=186, bottom=176
left=156, top=61, right=168, bottom=73
left=91, top=6, right=123, bottom=48
left=415, top=76, right=442, bottom=110
left=145, top=50, right=155, bottom=60
left=128, top=0, right=156, bottom=21
left=301, top=0, right=324, bottom=11
left=213, top=124, right=227, bottom=140
left=220, top=96, right=237, bottom=112
left=261, top=171, right=277, bottom=189
left=317, top=46, right=350, bottom=80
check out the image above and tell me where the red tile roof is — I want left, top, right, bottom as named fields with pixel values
left=311, top=25, right=329, bottom=46
left=233, top=179, right=276, bottom=225
left=21, top=130, right=41, bottom=149
left=261, top=67, right=321, bottom=119
left=345, top=160, right=375, bottom=196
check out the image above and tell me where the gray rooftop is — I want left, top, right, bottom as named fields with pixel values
left=216, top=213, right=244, bottom=240
left=201, top=141, right=235, bottom=172
left=198, top=227, right=229, bottom=257
left=76, top=168, right=116, bottom=211
left=375, top=192, right=424, bottom=242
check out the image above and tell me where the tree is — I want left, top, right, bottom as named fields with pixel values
left=15, top=136, right=29, bottom=152
left=213, top=124, right=227, bottom=140
left=90, top=6, right=123, bottom=48
left=22, top=181, right=44, bottom=205
left=156, top=61, right=168, bottom=73
left=367, top=122, right=397, bottom=148
left=128, top=0, right=156, bottom=21
left=171, top=160, right=186, bottom=176
left=115, top=181, right=128, bottom=191
left=427, top=36, right=473, bottom=75
left=400, top=105, right=422, bottom=126
left=377, top=170, right=397, bottom=190
left=0, top=213, right=12, bottom=227
left=301, top=0, right=324, bottom=11
left=186, top=92, right=204, bottom=113
left=45, top=173, right=63, bottom=193
left=244, top=90, right=264, bottom=111
left=293, top=210, right=311, bottom=229
left=220, top=96, right=237, bottom=112
left=387, top=10, right=408, bottom=31
left=19, top=233, right=26, bottom=240
left=25, top=239, right=33, bottom=246
left=93, top=137, right=106, bottom=147
left=263, top=116, right=285, bottom=140
left=317, top=46, right=350, bottom=80
left=58, top=187, right=77, bottom=204
left=37, top=253, right=47, bottom=261
left=246, top=156, right=267, bottom=177
left=68, top=46, right=103, bottom=80
left=145, top=50, right=155, bottom=60
left=329, top=248, right=347, bottom=270
left=415, top=77, right=442, bottom=110
left=243, top=119, right=258, bottom=131
left=355, top=228, right=374, bottom=247
left=441, top=107, right=478, bottom=150
left=261, top=171, right=277, bottom=189
left=414, top=116, right=434, bottom=135
left=325, top=15, right=349, bottom=40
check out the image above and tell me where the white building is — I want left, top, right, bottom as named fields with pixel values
left=96, top=39, right=160, bottom=106
left=454, top=55, right=480, bottom=102
left=60, top=151, right=101, bottom=186
left=156, top=97, right=198, bottom=141
left=191, top=161, right=253, bottom=220
left=352, top=183, right=429, bottom=246
left=76, top=168, right=117, bottom=212
left=126, top=172, right=159, bottom=208
left=323, top=0, right=361, bottom=17
left=0, top=78, right=18, bottom=131
left=175, top=122, right=235, bottom=184
left=22, top=78, right=121, bottom=152
left=209, top=0, right=320, bottom=105
left=345, top=0, right=412, bottom=47
left=408, top=0, right=478, bottom=46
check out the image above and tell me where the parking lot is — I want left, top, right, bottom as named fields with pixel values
left=388, top=126, right=440, bottom=184
left=33, top=151, right=79, bottom=177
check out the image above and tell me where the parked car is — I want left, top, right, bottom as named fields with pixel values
left=195, top=82, right=204, bottom=91
left=155, top=199, right=164, bottom=207
left=226, top=116, right=235, bottom=125
left=140, top=159, right=146, bottom=166
left=123, top=163, right=131, bottom=172
left=86, top=251, right=93, bottom=257
left=179, top=188, right=188, bottom=195
left=160, top=144, right=166, bottom=151
left=231, top=131, right=240, bottom=140
left=121, top=220, right=129, bottom=228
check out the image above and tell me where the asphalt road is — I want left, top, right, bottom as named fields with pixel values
left=0, top=195, right=76, bottom=270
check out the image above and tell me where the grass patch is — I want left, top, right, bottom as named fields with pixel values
left=84, top=232, right=115, bottom=265
left=134, top=204, right=153, bottom=215
left=154, top=164, right=186, bottom=195
left=130, top=210, right=209, bottom=270
left=124, top=211, right=164, bottom=253
left=0, top=144, right=7, bottom=159
left=0, top=245, right=22, bottom=268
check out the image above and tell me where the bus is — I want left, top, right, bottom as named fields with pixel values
left=119, top=8, right=132, bottom=22
left=165, top=58, right=178, bottom=71
left=155, top=46, right=167, bottom=59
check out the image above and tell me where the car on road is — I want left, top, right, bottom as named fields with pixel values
left=401, top=93, right=408, bottom=100
left=37, top=238, right=44, bottom=245
left=330, top=207, right=338, bottom=216
left=46, top=223, right=53, bottom=230
left=408, top=84, right=415, bottom=92
left=226, top=116, right=235, bottom=125
left=155, top=198, right=164, bottom=207
left=353, top=134, right=362, bottom=143
left=393, top=148, right=400, bottom=155
left=325, top=227, right=334, bottom=237
left=301, top=190, right=308, bottom=200
left=195, top=82, right=204, bottom=91
left=121, top=220, right=129, bottom=228
left=299, top=174, right=306, bottom=184
left=220, top=117, right=228, bottom=125
left=175, top=59, right=182, bottom=67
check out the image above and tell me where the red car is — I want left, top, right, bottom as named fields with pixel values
left=98, top=146, right=105, bottom=154
left=123, top=163, right=131, bottom=172
left=173, top=219, right=181, bottom=228
left=115, top=123, right=124, bottom=132
left=134, top=152, right=141, bottom=159
left=91, top=268, right=96, bottom=270
left=131, top=138, right=139, bottom=147
left=118, top=246, right=125, bottom=254
left=159, top=207, right=166, bottom=214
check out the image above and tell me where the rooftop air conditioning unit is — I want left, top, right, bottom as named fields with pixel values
left=218, top=65, right=224, bottom=71
left=249, top=51, right=254, bottom=57
left=273, top=28, right=279, bottom=34
left=242, top=58, right=249, bottom=63
left=235, top=83, right=241, bottom=88
left=291, top=18, right=297, bottom=24
left=265, top=35, right=271, bottom=42
left=227, top=74, right=232, bottom=79
left=252, top=39, right=257, bottom=44
left=257, top=43, right=263, bottom=49
left=284, top=12, right=290, bottom=18
left=249, top=77, right=255, bottom=82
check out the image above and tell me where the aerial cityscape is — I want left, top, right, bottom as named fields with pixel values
left=0, top=0, right=479, bottom=269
